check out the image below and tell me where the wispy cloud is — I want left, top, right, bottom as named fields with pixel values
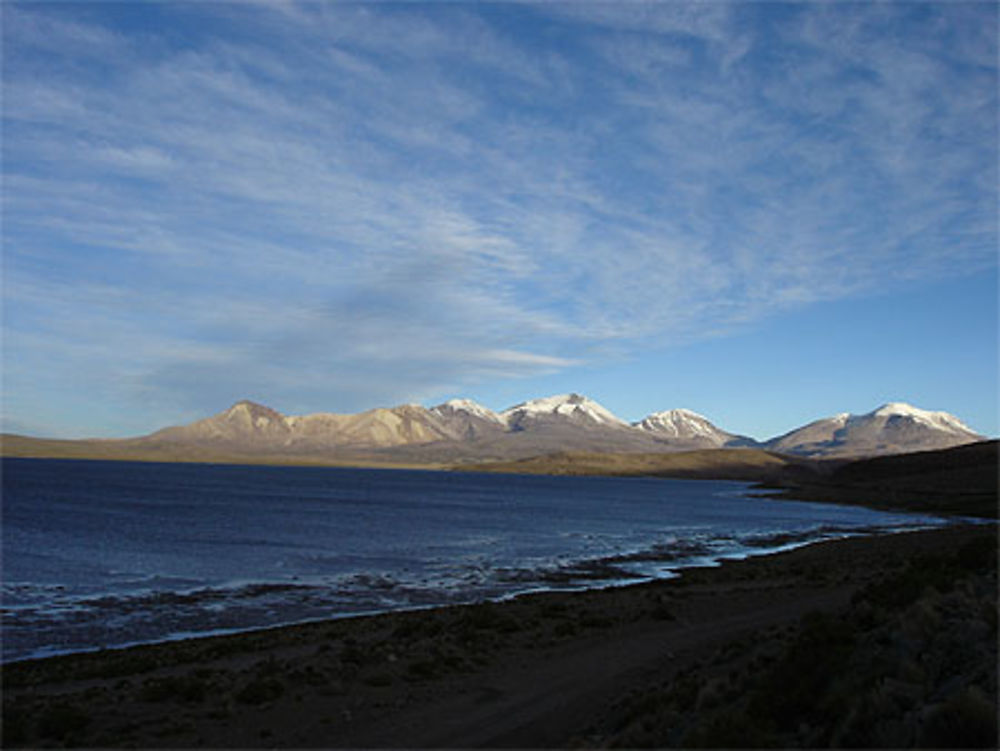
left=2, top=1, right=995, bottom=435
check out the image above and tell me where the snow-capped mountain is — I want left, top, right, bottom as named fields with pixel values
left=115, top=395, right=985, bottom=461
left=431, top=398, right=505, bottom=425
left=429, top=399, right=506, bottom=440
left=869, top=403, right=977, bottom=436
left=766, top=402, right=983, bottom=457
left=633, top=408, right=746, bottom=448
left=146, top=393, right=654, bottom=458
left=500, top=393, right=628, bottom=430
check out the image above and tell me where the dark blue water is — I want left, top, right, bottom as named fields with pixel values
left=1, top=457, right=945, bottom=662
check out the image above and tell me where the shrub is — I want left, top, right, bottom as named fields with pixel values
left=460, top=602, right=521, bottom=634
left=682, top=711, right=774, bottom=748
left=36, top=703, right=90, bottom=740
left=554, top=621, right=578, bottom=638
left=364, top=672, right=394, bottom=688
left=393, top=616, right=444, bottom=640
left=405, top=660, right=437, bottom=681
left=747, top=611, right=856, bottom=729
left=2, top=707, right=29, bottom=746
left=235, top=677, right=285, bottom=705
left=857, top=555, right=962, bottom=611
left=582, top=614, right=615, bottom=628
left=139, top=675, right=207, bottom=703
left=956, top=534, right=998, bottom=572
left=919, top=688, right=999, bottom=749
left=339, top=642, right=370, bottom=667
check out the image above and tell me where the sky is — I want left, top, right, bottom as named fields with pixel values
left=2, top=1, right=997, bottom=441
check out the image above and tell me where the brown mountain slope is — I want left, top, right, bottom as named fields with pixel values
left=146, top=401, right=460, bottom=451
left=0, top=434, right=446, bottom=470
left=3, top=397, right=987, bottom=465
left=457, top=448, right=825, bottom=484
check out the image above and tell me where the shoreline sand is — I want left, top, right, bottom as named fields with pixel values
left=4, top=522, right=996, bottom=748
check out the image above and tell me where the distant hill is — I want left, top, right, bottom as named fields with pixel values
left=1, top=394, right=985, bottom=466
left=147, top=400, right=460, bottom=451
left=766, top=440, right=999, bottom=518
left=633, top=408, right=759, bottom=449
left=456, top=448, right=821, bottom=484
left=765, top=402, right=983, bottom=457
left=461, top=441, right=998, bottom=519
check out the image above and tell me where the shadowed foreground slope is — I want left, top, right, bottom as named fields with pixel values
left=2, top=525, right=995, bottom=748
left=764, top=440, right=999, bottom=519
left=465, top=441, right=999, bottom=519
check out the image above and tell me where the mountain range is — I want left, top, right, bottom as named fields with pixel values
left=4, top=394, right=984, bottom=465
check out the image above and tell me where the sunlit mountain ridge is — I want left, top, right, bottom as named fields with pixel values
left=3, top=394, right=984, bottom=463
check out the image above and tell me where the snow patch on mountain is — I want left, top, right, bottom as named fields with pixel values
left=767, top=402, right=983, bottom=457
left=634, top=408, right=721, bottom=439
left=431, top=398, right=505, bottom=424
left=868, top=402, right=978, bottom=436
left=146, top=395, right=983, bottom=460
left=500, top=393, right=627, bottom=427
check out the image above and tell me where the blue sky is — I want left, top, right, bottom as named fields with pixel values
left=2, top=1, right=997, bottom=440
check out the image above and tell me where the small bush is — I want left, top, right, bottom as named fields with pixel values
left=919, top=688, right=999, bottom=749
left=747, top=611, right=856, bottom=729
left=235, top=677, right=285, bottom=705
left=36, top=704, right=90, bottom=740
left=339, top=642, right=370, bottom=667
left=956, top=535, right=998, bottom=572
left=255, top=655, right=283, bottom=676
left=540, top=601, right=569, bottom=616
left=2, top=707, right=29, bottom=746
left=649, top=603, right=676, bottom=621
left=857, top=555, right=962, bottom=610
left=460, top=603, right=521, bottom=634
left=289, top=665, right=328, bottom=687
left=364, top=672, right=394, bottom=687
left=393, top=617, right=443, bottom=640
left=683, top=711, right=774, bottom=748
left=664, top=673, right=700, bottom=713
left=139, top=675, right=207, bottom=703
left=554, top=621, right=578, bottom=638
left=93, top=653, right=159, bottom=679
left=405, top=660, right=437, bottom=681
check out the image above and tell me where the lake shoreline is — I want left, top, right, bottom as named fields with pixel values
left=9, top=458, right=943, bottom=668
left=4, top=522, right=996, bottom=748
left=2, top=517, right=949, bottom=667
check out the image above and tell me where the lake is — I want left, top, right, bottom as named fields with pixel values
left=1, top=457, right=946, bottom=662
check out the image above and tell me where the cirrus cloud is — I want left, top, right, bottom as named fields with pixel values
left=2, top=1, right=995, bottom=435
